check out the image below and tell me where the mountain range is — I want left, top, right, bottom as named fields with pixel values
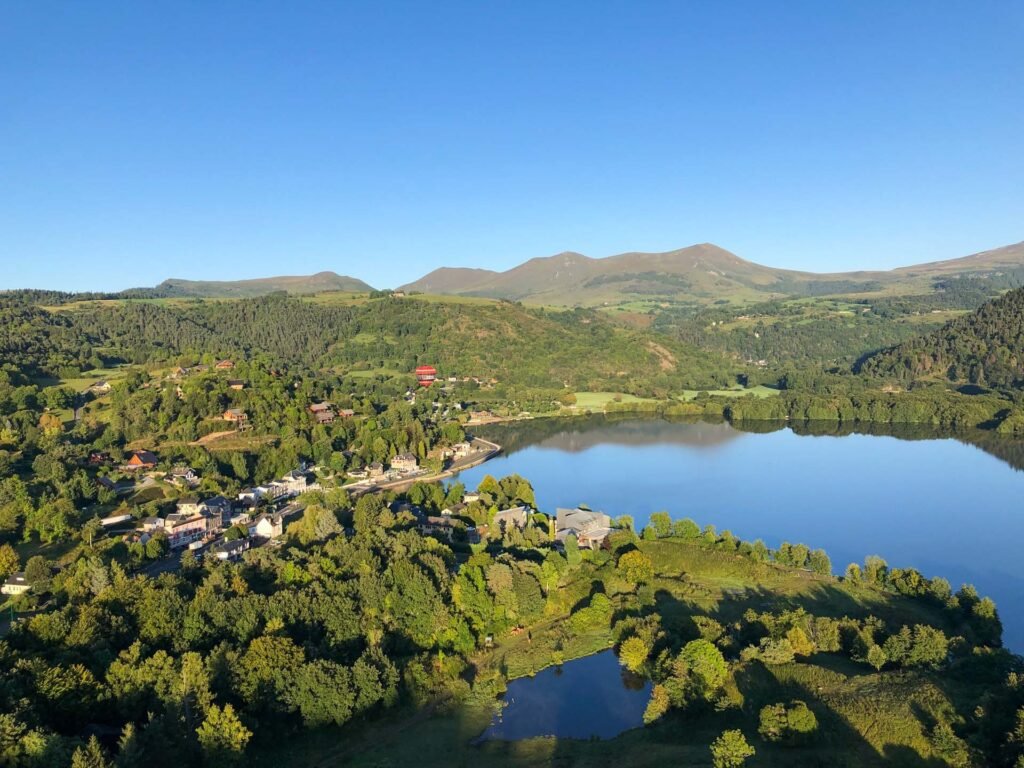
left=399, top=241, right=1024, bottom=306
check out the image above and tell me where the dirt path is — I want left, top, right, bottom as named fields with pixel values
left=191, top=429, right=238, bottom=446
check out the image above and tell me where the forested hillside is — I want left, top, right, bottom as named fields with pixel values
left=863, top=288, right=1024, bottom=389
left=2, top=294, right=738, bottom=396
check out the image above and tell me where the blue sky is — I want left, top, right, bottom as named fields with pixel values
left=1, top=1, right=1022, bottom=291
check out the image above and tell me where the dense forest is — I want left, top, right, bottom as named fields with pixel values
left=2, top=493, right=1019, bottom=767
left=863, top=287, right=1024, bottom=389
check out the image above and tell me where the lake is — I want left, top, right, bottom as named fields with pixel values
left=479, top=648, right=651, bottom=741
left=454, top=416, right=1024, bottom=650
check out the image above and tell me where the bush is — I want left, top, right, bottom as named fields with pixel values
left=758, top=700, right=818, bottom=744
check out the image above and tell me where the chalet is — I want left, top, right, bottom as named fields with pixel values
left=211, top=537, right=250, bottom=561
left=223, top=408, right=248, bottom=424
left=1, top=573, right=31, bottom=596
left=337, top=408, right=355, bottom=418
left=390, top=453, right=419, bottom=473
left=215, top=359, right=235, bottom=370
left=168, top=465, right=200, bottom=488
left=89, top=380, right=112, bottom=394
left=307, top=402, right=335, bottom=424
left=555, top=507, right=613, bottom=550
left=493, top=505, right=529, bottom=533
left=228, top=379, right=246, bottom=391
left=123, top=450, right=158, bottom=471
left=87, top=451, right=111, bottom=466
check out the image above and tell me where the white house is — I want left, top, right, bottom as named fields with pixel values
left=1, top=573, right=31, bottom=596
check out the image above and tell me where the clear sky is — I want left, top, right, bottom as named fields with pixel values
left=1, top=1, right=1022, bottom=291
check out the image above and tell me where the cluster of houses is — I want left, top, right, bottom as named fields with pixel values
left=346, top=452, right=421, bottom=484
left=118, top=466, right=318, bottom=558
left=127, top=493, right=307, bottom=558
left=308, top=402, right=355, bottom=425
left=400, top=499, right=531, bottom=545
left=408, top=503, right=612, bottom=551
left=238, top=468, right=318, bottom=505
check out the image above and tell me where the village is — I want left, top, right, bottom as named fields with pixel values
left=2, top=448, right=616, bottom=595
left=2, top=358, right=594, bottom=598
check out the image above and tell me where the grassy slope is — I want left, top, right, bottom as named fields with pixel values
left=256, top=540, right=967, bottom=768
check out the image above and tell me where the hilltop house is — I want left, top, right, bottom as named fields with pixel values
left=555, top=507, right=613, bottom=550
left=223, top=408, right=248, bottom=424
left=123, top=450, right=158, bottom=471
left=309, top=402, right=335, bottom=424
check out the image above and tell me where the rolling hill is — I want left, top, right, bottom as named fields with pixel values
left=862, top=286, right=1024, bottom=389
left=399, top=241, right=1024, bottom=307
left=145, top=271, right=374, bottom=298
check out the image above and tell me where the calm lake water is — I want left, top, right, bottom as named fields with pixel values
left=455, top=417, right=1024, bottom=650
left=479, top=649, right=651, bottom=741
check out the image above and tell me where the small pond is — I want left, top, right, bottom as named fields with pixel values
left=479, top=648, right=651, bottom=741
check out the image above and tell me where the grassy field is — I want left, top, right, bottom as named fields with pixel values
left=255, top=537, right=969, bottom=768
left=678, top=385, right=780, bottom=401
left=571, top=392, right=658, bottom=410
